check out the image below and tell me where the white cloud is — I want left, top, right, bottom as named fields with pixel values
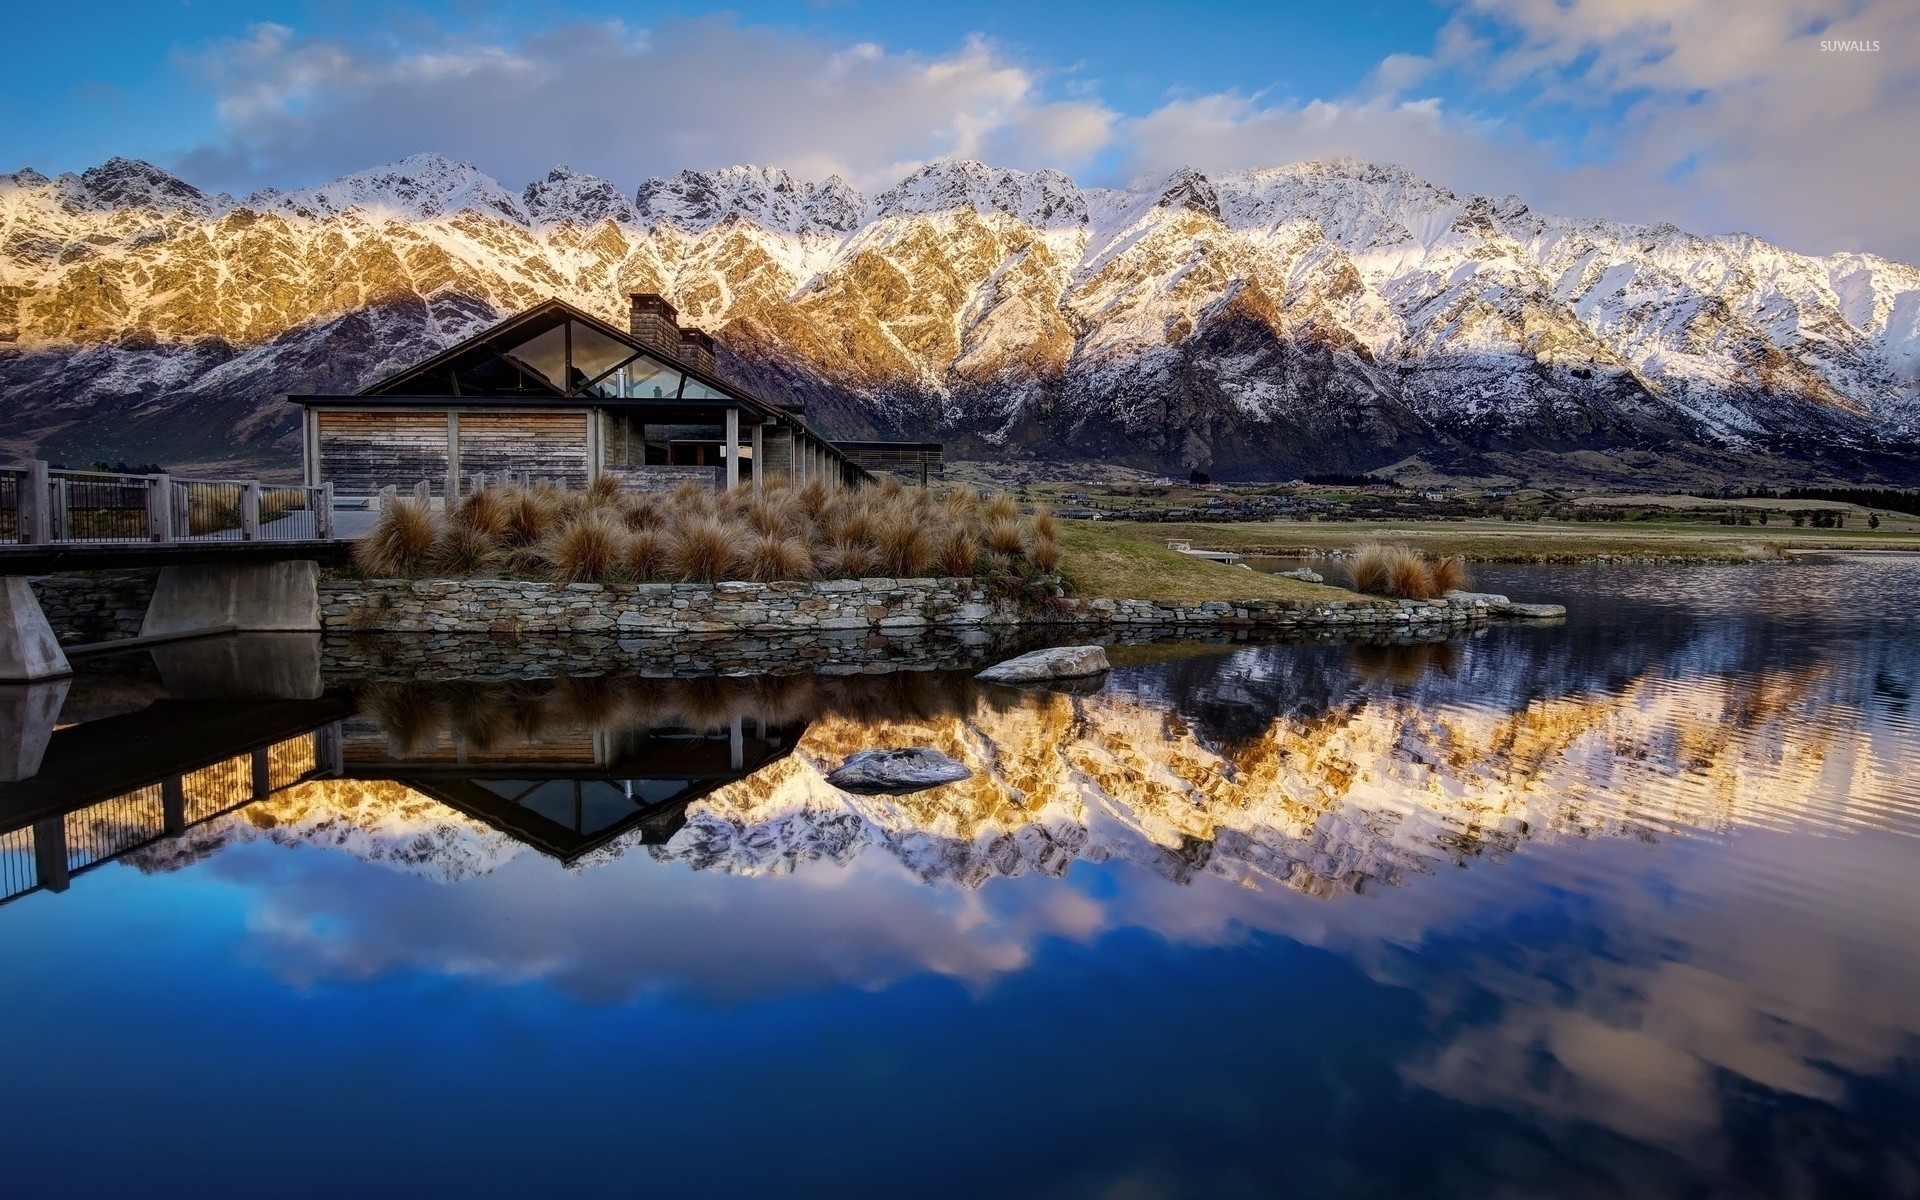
left=177, top=17, right=1118, bottom=195
left=169, top=4, right=1920, bottom=261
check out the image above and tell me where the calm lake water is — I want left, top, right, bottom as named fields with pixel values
left=3, top=555, right=1918, bottom=1198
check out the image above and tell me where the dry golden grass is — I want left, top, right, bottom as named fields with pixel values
left=359, top=479, right=1069, bottom=587
left=550, top=512, right=626, bottom=583
left=355, top=498, right=437, bottom=576
left=1351, top=541, right=1463, bottom=600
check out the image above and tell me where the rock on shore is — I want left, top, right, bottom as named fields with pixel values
left=976, top=645, right=1111, bottom=684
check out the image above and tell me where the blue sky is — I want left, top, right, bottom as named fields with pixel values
left=4, top=1, right=1918, bottom=259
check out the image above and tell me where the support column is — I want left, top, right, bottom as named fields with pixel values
left=141, top=561, right=320, bottom=638
left=751, top=424, right=764, bottom=492
left=730, top=717, right=744, bottom=771
left=33, top=817, right=69, bottom=893
left=0, top=677, right=70, bottom=781
left=724, top=408, right=740, bottom=490
left=162, top=776, right=186, bottom=836
left=251, top=747, right=272, bottom=798
left=0, top=578, right=70, bottom=682
left=446, top=412, right=462, bottom=503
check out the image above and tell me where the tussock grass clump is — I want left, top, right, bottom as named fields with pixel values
left=353, top=478, right=1065, bottom=586
left=625, top=528, right=669, bottom=581
left=429, top=523, right=500, bottom=575
left=1349, top=541, right=1465, bottom=600
left=1428, top=554, right=1468, bottom=595
left=550, top=512, right=627, bottom=583
left=670, top=516, right=745, bottom=582
left=743, top=533, right=816, bottom=582
left=355, top=498, right=437, bottom=577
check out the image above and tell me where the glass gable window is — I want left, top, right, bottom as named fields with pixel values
left=569, top=321, right=635, bottom=391
left=621, top=355, right=684, bottom=400
left=503, top=325, right=566, bottom=390
left=680, top=379, right=733, bottom=401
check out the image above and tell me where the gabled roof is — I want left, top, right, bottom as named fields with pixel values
left=347, top=296, right=806, bottom=428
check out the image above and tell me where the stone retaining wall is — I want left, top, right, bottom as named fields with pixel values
left=31, top=572, right=157, bottom=643
left=321, top=576, right=1495, bottom=637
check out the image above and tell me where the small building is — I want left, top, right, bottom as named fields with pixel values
left=287, top=293, right=912, bottom=499
left=830, top=440, right=944, bottom=486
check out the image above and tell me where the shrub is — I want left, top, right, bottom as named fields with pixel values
left=549, top=512, right=627, bottom=583
left=1030, top=535, right=1063, bottom=573
left=355, top=498, right=437, bottom=576
left=985, top=516, right=1027, bottom=556
left=875, top=514, right=934, bottom=577
left=624, top=528, right=669, bottom=581
left=817, top=538, right=882, bottom=579
left=429, top=523, right=500, bottom=575
left=669, top=516, right=744, bottom=582
left=984, top=493, right=1019, bottom=523
left=936, top=525, right=978, bottom=577
left=503, top=487, right=559, bottom=547
left=742, top=532, right=816, bottom=581
left=452, top=487, right=513, bottom=541
left=1428, top=554, right=1468, bottom=594
left=1032, top=507, right=1058, bottom=542
left=1350, top=541, right=1453, bottom=599
left=1387, top=553, right=1435, bottom=600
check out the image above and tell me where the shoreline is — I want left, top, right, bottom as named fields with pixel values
left=320, top=576, right=1504, bottom=640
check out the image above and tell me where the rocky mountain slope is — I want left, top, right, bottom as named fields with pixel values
left=4, top=153, right=1918, bottom=481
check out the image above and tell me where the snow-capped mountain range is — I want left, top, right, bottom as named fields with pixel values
left=4, top=152, right=1918, bottom=481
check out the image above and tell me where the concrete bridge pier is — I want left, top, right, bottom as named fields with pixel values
left=0, top=678, right=71, bottom=781
left=0, top=577, right=70, bottom=683
left=141, top=561, right=321, bottom=638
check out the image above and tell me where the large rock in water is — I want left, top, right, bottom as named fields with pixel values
left=825, top=748, right=973, bottom=795
left=975, top=645, right=1111, bottom=685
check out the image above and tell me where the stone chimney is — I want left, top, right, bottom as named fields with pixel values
left=677, top=328, right=717, bottom=375
left=628, top=293, right=679, bottom=359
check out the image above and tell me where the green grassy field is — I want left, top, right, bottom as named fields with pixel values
left=1096, top=518, right=1920, bottom=563
left=1055, top=522, right=1359, bottom=603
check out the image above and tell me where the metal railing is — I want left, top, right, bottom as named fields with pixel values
left=0, top=730, right=333, bottom=906
left=0, top=461, right=334, bottom=547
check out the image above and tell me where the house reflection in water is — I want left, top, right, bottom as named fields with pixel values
left=0, top=665, right=811, bottom=900
left=337, top=712, right=805, bottom=863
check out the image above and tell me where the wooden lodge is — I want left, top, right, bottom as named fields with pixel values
left=287, top=293, right=929, bottom=499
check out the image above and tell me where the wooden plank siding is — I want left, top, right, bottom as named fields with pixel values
left=317, top=411, right=451, bottom=497
left=457, top=412, right=589, bottom=489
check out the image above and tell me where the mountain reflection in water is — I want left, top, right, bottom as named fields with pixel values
left=2, top=555, right=1917, bottom=1199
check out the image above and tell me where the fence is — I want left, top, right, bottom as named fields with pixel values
left=0, top=461, right=333, bottom=546
left=0, top=730, right=332, bottom=906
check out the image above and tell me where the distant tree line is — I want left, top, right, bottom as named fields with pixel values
left=1691, top=485, right=1920, bottom=516
left=1301, top=472, right=1382, bottom=487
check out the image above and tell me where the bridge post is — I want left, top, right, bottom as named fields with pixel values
left=20, top=461, right=49, bottom=545
left=317, top=483, right=335, bottom=539
left=32, top=817, right=69, bottom=893
left=147, top=474, right=174, bottom=543
left=251, top=747, right=271, bottom=798
left=162, top=776, right=186, bottom=836
left=0, top=577, right=70, bottom=682
left=49, top=478, right=69, bottom=541
left=241, top=481, right=261, bottom=541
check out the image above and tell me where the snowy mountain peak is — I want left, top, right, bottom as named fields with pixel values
left=1150, top=168, right=1223, bottom=221
left=522, top=165, right=639, bottom=226
left=873, top=159, right=1088, bottom=228
left=57, top=157, right=208, bottom=216
left=249, top=152, right=528, bottom=223
left=636, top=165, right=864, bottom=237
